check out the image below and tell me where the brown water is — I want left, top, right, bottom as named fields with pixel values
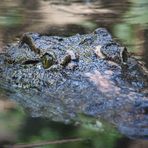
left=0, top=0, right=148, bottom=147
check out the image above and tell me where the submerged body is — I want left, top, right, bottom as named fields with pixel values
left=0, top=28, right=147, bottom=138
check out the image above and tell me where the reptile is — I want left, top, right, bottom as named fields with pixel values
left=0, top=28, right=147, bottom=139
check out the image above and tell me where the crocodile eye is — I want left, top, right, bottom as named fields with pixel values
left=41, top=53, right=55, bottom=69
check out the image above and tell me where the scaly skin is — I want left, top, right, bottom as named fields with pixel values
left=0, top=28, right=147, bottom=139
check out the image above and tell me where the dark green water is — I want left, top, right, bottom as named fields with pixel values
left=0, top=0, right=148, bottom=147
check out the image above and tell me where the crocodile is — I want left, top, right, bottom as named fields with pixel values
left=0, top=28, right=148, bottom=139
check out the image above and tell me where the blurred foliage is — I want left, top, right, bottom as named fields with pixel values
left=113, top=0, right=148, bottom=51
left=0, top=105, right=121, bottom=148
left=0, top=106, right=25, bottom=133
left=79, top=21, right=97, bottom=31
left=0, top=0, right=25, bottom=27
left=125, top=0, right=148, bottom=26
left=0, top=9, right=24, bottom=27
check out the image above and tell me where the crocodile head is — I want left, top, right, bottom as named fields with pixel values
left=0, top=28, right=147, bottom=139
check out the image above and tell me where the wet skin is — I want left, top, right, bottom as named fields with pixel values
left=0, top=28, right=148, bottom=139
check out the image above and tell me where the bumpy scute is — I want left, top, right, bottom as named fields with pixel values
left=0, top=28, right=147, bottom=139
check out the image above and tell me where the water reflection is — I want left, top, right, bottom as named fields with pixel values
left=0, top=0, right=148, bottom=147
left=0, top=0, right=131, bottom=43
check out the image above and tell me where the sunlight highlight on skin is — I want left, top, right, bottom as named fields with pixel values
left=85, top=70, right=121, bottom=97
